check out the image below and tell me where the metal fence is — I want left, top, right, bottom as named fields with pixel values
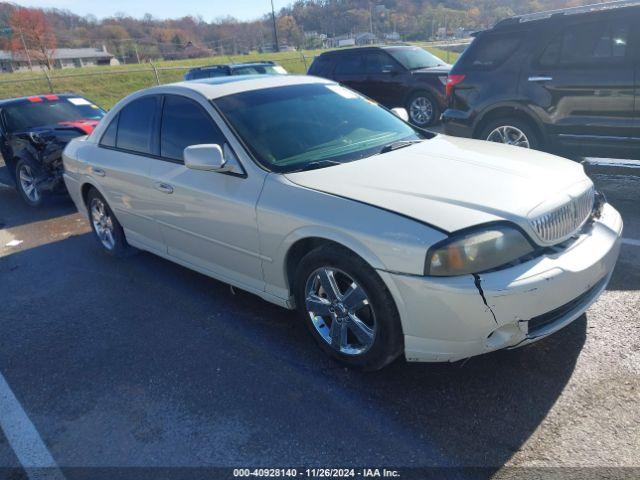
left=0, top=54, right=312, bottom=108
left=0, top=43, right=469, bottom=109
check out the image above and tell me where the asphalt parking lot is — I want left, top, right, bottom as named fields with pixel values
left=0, top=157, right=638, bottom=479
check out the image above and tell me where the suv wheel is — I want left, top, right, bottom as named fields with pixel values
left=15, top=159, right=45, bottom=207
left=407, top=92, right=439, bottom=127
left=294, top=245, right=404, bottom=371
left=479, top=117, right=540, bottom=150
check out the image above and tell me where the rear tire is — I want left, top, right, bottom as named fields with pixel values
left=15, top=159, right=45, bottom=207
left=294, top=244, right=404, bottom=371
left=407, top=92, right=440, bottom=128
left=86, top=188, right=133, bottom=258
left=479, top=117, right=541, bottom=151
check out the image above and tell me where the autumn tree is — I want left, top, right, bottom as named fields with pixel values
left=9, top=8, right=57, bottom=70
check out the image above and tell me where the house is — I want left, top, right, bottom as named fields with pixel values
left=162, top=41, right=214, bottom=60
left=325, top=32, right=378, bottom=49
left=384, top=31, right=401, bottom=41
left=0, top=46, right=119, bottom=73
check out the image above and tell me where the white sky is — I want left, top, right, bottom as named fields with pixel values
left=8, top=0, right=290, bottom=21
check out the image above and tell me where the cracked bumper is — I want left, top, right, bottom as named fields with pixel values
left=379, top=203, right=623, bottom=363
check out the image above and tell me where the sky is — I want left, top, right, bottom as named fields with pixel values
left=9, top=0, right=291, bottom=21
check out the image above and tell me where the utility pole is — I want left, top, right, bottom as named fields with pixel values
left=133, top=43, right=141, bottom=64
left=369, top=2, right=374, bottom=36
left=270, top=0, right=279, bottom=52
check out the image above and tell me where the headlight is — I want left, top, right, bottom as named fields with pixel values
left=425, top=224, right=536, bottom=277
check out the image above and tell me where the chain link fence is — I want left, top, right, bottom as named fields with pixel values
left=0, top=53, right=313, bottom=109
left=0, top=43, right=468, bottom=109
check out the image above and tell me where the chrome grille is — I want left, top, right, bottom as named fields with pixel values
left=531, top=187, right=595, bottom=244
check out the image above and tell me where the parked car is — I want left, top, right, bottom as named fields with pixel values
left=0, top=94, right=105, bottom=207
left=308, top=46, right=450, bottom=127
left=184, top=61, right=288, bottom=80
left=63, top=75, right=622, bottom=370
left=442, top=2, right=640, bottom=159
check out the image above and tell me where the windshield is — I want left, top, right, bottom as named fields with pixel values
left=213, top=83, right=425, bottom=173
left=4, top=97, right=105, bottom=132
left=232, top=65, right=287, bottom=75
left=388, top=47, right=446, bottom=70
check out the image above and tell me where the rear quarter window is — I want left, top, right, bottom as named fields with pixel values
left=460, top=32, right=524, bottom=70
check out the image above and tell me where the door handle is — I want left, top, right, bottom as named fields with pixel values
left=529, top=76, right=553, bottom=83
left=92, top=167, right=105, bottom=177
left=154, top=182, right=174, bottom=194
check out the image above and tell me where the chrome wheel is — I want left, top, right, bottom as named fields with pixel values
left=90, top=197, right=116, bottom=251
left=486, top=125, right=531, bottom=148
left=18, top=164, right=41, bottom=203
left=409, top=96, right=434, bottom=126
left=304, top=267, right=376, bottom=356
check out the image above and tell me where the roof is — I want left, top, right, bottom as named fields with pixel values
left=169, top=75, right=333, bottom=100
left=494, top=0, right=639, bottom=29
left=319, top=45, right=414, bottom=55
left=52, top=48, right=113, bottom=60
left=189, top=61, right=277, bottom=72
left=0, top=93, right=80, bottom=107
left=0, top=48, right=113, bottom=62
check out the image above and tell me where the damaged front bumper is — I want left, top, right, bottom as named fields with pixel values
left=379, top=203, right=623, bottom=363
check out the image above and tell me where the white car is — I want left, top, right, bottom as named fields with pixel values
left=62, top=75, right=622, bottom=370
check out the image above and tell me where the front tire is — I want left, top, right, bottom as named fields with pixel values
left=86, top=188, right=133, bottom=257
left=294, top=245, right=404, bottom=371
left=407, top=92, right=439, bottom=127
left=15, top=159, right=45, bottom=207
left=479, top=117, right=541, bottom=151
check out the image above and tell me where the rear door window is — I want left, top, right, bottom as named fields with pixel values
left=539, top=20, right=631, bottom=67
left=463, top=33, right=523, bottom=70
left=334, top=55, right=364, bottom=75
left=116, top=96, right=160, bottom=155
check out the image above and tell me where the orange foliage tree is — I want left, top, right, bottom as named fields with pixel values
left=9, top=8, right=57, bottom=70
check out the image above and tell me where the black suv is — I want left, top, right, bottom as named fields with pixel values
left=184, top=61, right=287, bottom=81
left=442, top=2, right=640, bottom=159
left=308, top=46, right=450, bottom=127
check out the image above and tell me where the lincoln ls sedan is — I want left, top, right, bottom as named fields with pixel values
left=62, top=75, right=623, bottom=370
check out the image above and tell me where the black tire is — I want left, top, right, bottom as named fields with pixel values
left=478, top=117, right=542, bottom=151
left=406, top=91, right=440, bottom=128
left=15, top=159, right=45, bottom=207
left=86, top=188, right=133, bottom=257
left=294, top=244, right=404, bottom=371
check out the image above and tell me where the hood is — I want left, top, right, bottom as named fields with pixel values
left=16, top=120, right=99, bottom=141
left=285, top=135, right=592, bottom=240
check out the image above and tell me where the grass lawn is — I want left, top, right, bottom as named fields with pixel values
left=0, top=46, right=460, bottom=109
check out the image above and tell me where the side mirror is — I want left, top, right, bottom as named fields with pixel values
left=184, top=144, right=232, bottom=172
left=391, top=108, right=409, bottom=122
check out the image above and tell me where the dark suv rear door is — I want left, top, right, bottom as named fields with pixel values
left=331, top=53, right=368, bottom=94
left=525, top=14, right=636, bottom=157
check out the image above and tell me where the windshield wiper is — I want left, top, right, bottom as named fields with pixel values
left=379, top=140, right=423, bottom=154
left=291, top=160, right=342, bottom=172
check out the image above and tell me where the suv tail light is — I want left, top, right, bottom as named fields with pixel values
left=446, top=74, right=466, bottom=99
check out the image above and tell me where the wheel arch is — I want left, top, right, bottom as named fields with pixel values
left=281, top=233, right=386, bottom=297
left=473, top=104, right=546, bottom=144
left=403, top=87, right=439, bottom=109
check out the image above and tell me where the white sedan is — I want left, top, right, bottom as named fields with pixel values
left=62, top=75, right=622, bottom=370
